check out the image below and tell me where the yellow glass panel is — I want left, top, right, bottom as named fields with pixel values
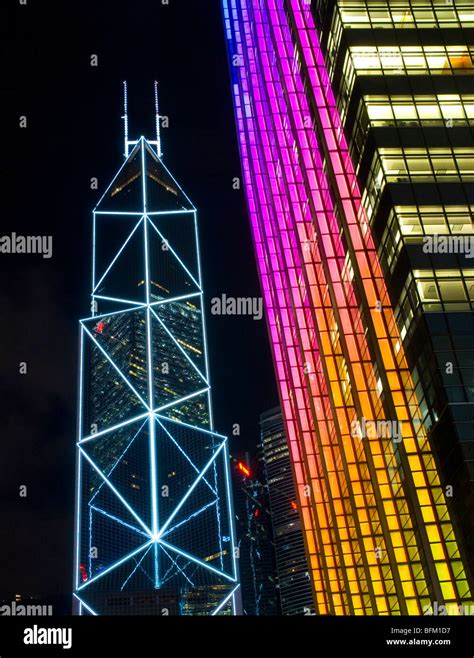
left=440, top=582, right=457, bottom=600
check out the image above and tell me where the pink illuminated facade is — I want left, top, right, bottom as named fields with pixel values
left=222, top=0, right=473, bottom=614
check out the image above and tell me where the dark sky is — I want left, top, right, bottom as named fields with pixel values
left=1, top=0, right=277, bottom=604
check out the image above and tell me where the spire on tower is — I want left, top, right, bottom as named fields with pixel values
left=154, top=80, right=163, bottom=159
left=122, top=80, right=129, bottom=158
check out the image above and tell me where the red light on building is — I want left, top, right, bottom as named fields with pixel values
left=290, top=500, right=298, bottom=510
left=237, top=462, right=250, bottom=477
left=95, top=321, right=106, bottom=334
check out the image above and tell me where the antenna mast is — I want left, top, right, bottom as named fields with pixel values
left=122, top=80, right=129, bottom=158
left=154, top=81, right=163, bottom=158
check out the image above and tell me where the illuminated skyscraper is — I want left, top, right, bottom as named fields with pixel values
left=222, top=0, right=473, bottom=614
left=232, top=454, right=279, bottom=615
left=260, top=408, right=314, bottom=616
left=73, top=84, right=240, bottom=615
left=315, top=0, right=474, bottom=596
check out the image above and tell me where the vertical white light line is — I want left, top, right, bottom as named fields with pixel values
left=193, top=210, right=214, bottom=430
left=142, top=138, right=160, bottom=587
left=123, top=81, right=129, bottom=158
left=223, top=437, right=238, bottom=583
left=74, top=327, right=84, bottom=600
left=92, top=211, right=97, bottom=306
left=154, top=81, right=162, bottom=159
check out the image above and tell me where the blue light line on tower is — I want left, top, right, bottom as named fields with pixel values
left=73, top=84, right=241, bottom=616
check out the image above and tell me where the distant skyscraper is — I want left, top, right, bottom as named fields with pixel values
left=260, top=408, right=314, bottom=616
left=222, top=0, right=473, bottom=614
left=73, top=84, right=240, bottom=615
left=233, top=454, right=280, bottom=615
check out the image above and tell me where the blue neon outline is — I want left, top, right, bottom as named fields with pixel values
left=156, top=419, right=217, bottom=496
left=79, top=448, right=153, bottom=538
left=120, top=543, right=153, bottom=591
left=150, top=306, right=209, bottom=385
left=92, top=294, right=147, bottom=308
left=94, top=141, right=142, bottom=211
left=159, top=539, right=235, bottom=583
left=153, top=387, right=210, bottom=415
left=155, top=413, right=226, bottom=441
left=81, top=324, right=149, bottom=410
left=212, top=585, right=240, bottom=616
left=89, top=504, right=149, bottom=539
left=193, top=210, right=214, bottom=429
left=160, top=545, right=194, bottom=586
left=77, top=540, right=153, bottom=591
left=143, top=141, right=196, bottom=210
left=94, top=217, right=144, bottom=292
left=80, top=304, right=146, bottom=324
left=73, top=593, right=98, bottom=616
left=79, top=412, right=149, bottom=445
left=148, top=216, right=201, bottom=290
left=161, top=499, right=218, bottom=538
left=157, top=439, right=227, bottom=539
left=149, top=292, right=201, bottom=308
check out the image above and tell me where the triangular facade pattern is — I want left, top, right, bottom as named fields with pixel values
left=74, top=138, right=239, bottom=615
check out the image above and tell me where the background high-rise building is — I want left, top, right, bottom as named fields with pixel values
left=73, top=95, right=240, bottom=615
left=222, top=0, right=473, bottom=614
left=232, top=453, right=280, bottom=615
left=312, top=0, right=474, bottom=591
left=260, top=408, right=315, bottom=616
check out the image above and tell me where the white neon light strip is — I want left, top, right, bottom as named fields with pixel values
left=160, top=545, right=194, bottom=586
left=155, top=413, right=226, bottom=441
left=81, top=304, right=146, bottom=324
left=142, top=140, right=160, bottom=588
left=148, top=217, right=201, bottom=290
left=94, top=211, right=144, bottom=216
left=79, top=413, right=149, bottom=444
left=82, top=325, right=150, bottom=409
left=120, top=543, right=153, bottom=591
left=79, top=448, right=153, bottom=538
left=147, top=210, right=195, bottom=216
left=157, top=439, right=226, bottom=538
left=144, top=144, right=196, bottom=210
left=73, top=594, right=97, bottom=616
left=153, top=387, right=209, bottom=415
left=161, top=499, right=217, bottom=538
left=89, top=504, right=149, bottom=538
left=94, top=217, right=144, bottom=292
left=159, top=539, right=235, bottom=582
left=156, top=419, right=217, bottom=495
left=150, top=307, right=208, bottom=384
left=94, top=142, right=143, bottom=211
left=193, top=211, right=213, bottom=428
left=212, top=585, right=240, bottom=616
left=74, top=328, right=84, bottom=591
left=223, top=437, right=238, bottom=581
left=149, top=292, right=201, bottom=307
left=77, top=540, right=154, bottom=591
left=92, top=294, right=147, bottom=308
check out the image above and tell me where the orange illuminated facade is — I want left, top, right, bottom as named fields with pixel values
left=222, top=0, right=473, bottom=614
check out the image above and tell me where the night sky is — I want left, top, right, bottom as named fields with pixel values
left=2, top=0, right=277, bottom=606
